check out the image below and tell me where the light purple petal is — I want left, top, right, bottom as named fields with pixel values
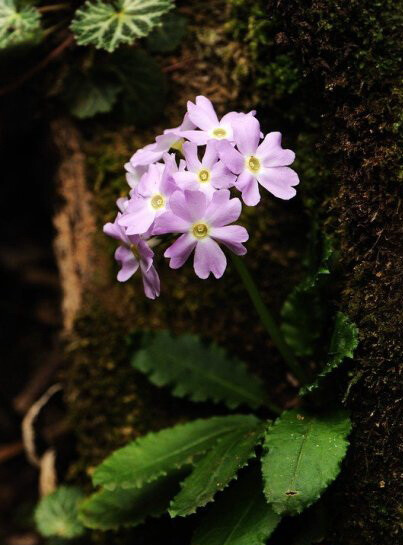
left=195, top=96, right=219, bottom=123
left=257, top=167, right=299, bottom=200
left=183, top=142, right=201, bottom=172
left=160, top=167, right=178, bottom=197
left=185, top=190, right=208, bottom=219
left=187, top=101, right=216, bottom=131
left=140, top=264, right=160, bottom=299
left=153, top=211, right=190, bottom=235
left=170, top=190, right=208, bottom=223
left=217, top=140, right=244, bottom=174
left=168, top=191, right=195, bottom=223
left=235, top=170, right=254, bottom=190
left=164, top=233, right=197, bottom=269
left=257, top=132, right=296, bottom=167
left=240, top=177, right=261, bottom=206
left=136, top=168, right=159, bottom=198
left=204, top=190, right=242, bottom=227
left=177, top=130, right=209, bottom=145
left=233, top=115, right=260, bottom=156
left=210, top=225, right=249, bottom=255
left=202, top=140, right=218, bottom=169
left=116, top=197, right=129, bottom=213
left=137, top=239, right=154, bottom=271
left=210, top=161, right=237, bottom=189
left=118, top=200, right=155, bottom=235
left=164, top=112, right=195, bottom=135
left=220, top=111, right=242, bottom=126
left=173, top=171, right=198, bottom=187
left=103, top=220, right=125, bottom=243
left=130, top=134, right=176, bottom=168
left=193, top=238, right=227, bottom=279
left=115, top=246, right=139, bottom=282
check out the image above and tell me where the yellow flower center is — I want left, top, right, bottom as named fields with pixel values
left=198, top=169, right=210, bottom=183
left=151, top=194, right=165, bottom=209
left=247, top=156, right=260, bottom=172
left=192, top=222, right=209, bottom=239
left=212, top=128, right=227, bottom=139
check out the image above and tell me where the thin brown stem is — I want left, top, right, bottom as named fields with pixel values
left=38, top=3, right=71, bottom=14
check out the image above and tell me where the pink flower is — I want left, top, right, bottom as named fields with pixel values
left=118, top=159, right=178, bottom=236
left=124, top=163, right=148, bottom=189
left=128, top=114, right=194, bottom=170
left=218, top=115, right=299, bottom=206
left=172, top=141, right=236, bottom=196
left=178, top=96, right=255, bottom=146
left=154, top=190, right=249, bottom=279
left=103, top=214, right=160, bottom=299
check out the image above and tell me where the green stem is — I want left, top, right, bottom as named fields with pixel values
left=231, top=255, right=309, bottom=385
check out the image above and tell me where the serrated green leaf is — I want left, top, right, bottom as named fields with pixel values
left=262, top=410, right=351, bottom=515
left=281, top=236, right=334, bottom=358
left=34, top=486, right=86, bottom=539
left=192, top=468, right=280, bottom=545
left=132, top=332, right=266, bottom=410
left=169, top=417, right=264, bottom=517
left=146, top=12, right=187, bottom=52
left=0, top=0, right=42, bottom=50
left=93, top=415, right=257, bottom=491
left=79, top=471, right=185, bottom=530
left=71, top=0, right=174, bottom=53
left=110, top=48, right=166, bottom=126
left=64, top=74, right=122, bottom=119
left=301, top=312, right=359, bottom=395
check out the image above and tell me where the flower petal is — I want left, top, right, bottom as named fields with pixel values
left=233, top=115, right=261, bottom=156
left=103, top=220, right=125, bottom=243
left=164, top=233, right=196, bottom=269
left=183, top=142, right=201, bottom=172
left=217, top=140, right=244, bottom=174
left=202, top=140, right=219, bottom=169
left=187, top=100, right=216, bottom=131
left=210, top=161, right=237, bottom=189
left=193, top=238, right=227, bottom=279
left=210, top=225, right=249, bottom=255
left=168, top=190, right=207, bottom=223
left=235, top=170, right=253, bottom=190
left=137, top=239, right=154, bottom=271
left=204, top=190, right=242, bottom=227
left=173, top=171, right=198, bottom=187
left=257, top=132, right=295, bottom=166
left=115, top=246, right=139, bottom=282
left=257, top=167, right=299, bottom=200
left=240, top=176, right=261, bottom=206
left=140, top=264, right=160, bottom=299
left=118, top=200, right=155, bottom=235
left=177, top=130, right=209, bottom=145
left=195, top=96, right=219, bottom=123
left=153, top=211, right=190, bottom=235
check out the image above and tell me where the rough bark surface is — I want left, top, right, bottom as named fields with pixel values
left=52, top=119, right=96, bottom=333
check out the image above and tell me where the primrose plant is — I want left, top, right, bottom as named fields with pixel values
left=35, top=98, right=359, bottom=544
left=104, top=95, right=299, bottom=297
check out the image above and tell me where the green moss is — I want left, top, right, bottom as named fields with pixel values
left=229, top=1, right=402, bottom=543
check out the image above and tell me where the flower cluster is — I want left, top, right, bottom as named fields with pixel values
left=104, top=96, right=299, bottom=299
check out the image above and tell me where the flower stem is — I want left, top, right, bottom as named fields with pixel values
left=231, top=255, right=309, bottom=385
